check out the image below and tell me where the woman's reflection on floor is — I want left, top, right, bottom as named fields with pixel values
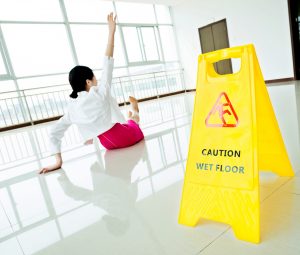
left=57, top=140, right=147, bottom=236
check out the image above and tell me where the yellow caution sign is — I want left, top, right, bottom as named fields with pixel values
left=178, top=44, right=294, bottom=243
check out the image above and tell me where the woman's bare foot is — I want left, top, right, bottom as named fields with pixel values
left=128, top=96, right=140, bottom=123
left=128, top=110, right=133, bottom=118
left=129, top=96, right=139, bottom=113
left=84, top=139, right=94, bottom=145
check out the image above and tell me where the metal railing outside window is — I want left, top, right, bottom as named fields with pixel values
left=0, top=69, right=185, bottom=130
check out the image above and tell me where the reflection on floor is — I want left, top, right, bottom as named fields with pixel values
left=0, top=82, right=300, bottom=255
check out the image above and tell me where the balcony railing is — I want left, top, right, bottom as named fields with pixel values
left=0, top=69, right=185, bottom=130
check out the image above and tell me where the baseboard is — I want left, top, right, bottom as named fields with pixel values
left=265, top=77, right=295, bottom=84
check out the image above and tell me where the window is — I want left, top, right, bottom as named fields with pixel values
left=0, top=40, right=9, bottom=77
left=0, top=0, right=63, bottom=21
left=0, top=80, right=16, bottom=93
left=0, top=1, right=182, bottom=128
left=0, top=50, right=7, bottom=75
left=115, top=2, right=156, bottom=24
left=122, top=27, right=143, bottom=63
left=155, top=5, right=172, bottom=24
left=141, top=27, right=160, bottom=61
left=71, top=25, right=125, bottom=68
left=64, top=0, right=114, bottom=22
left=122, top=26, right=160, bottom=64
left=1, top=24, right=74, bottom=77
left=17, top=74, right=68, bottom=90
left=159, top=26, right=178, bottom=61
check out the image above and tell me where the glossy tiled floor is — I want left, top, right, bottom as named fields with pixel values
left=0, top=81, right=300, bottom=255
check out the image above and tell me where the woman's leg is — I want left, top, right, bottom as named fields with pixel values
left=90, top=96, right=141, bottom=148
left=127, top=96, right=140, bottom=124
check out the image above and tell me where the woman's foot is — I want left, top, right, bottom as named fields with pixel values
left=129, top=96, right=139, bottom=113
left=84, top=139, right=94, bottom=145
left=128, top=96, right=140, bottom=123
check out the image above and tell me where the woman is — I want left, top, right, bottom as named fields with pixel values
left=39, top=13, right=144, bottom=174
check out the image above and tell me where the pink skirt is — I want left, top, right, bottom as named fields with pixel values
left=98, top=120, right=144, bottom=150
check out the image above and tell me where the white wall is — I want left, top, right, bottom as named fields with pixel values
left=171, top=0, right=294, bottom=89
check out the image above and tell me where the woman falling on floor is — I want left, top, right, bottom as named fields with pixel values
left=40, top=13, right=144, bottom=174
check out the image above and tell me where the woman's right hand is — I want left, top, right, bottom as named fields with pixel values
left=39, top=163, right=62, bottom=174
left=39, top=153, right=63, bottom=174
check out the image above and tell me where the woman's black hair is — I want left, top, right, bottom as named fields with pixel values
left=68, top=65, right=94, bottom=99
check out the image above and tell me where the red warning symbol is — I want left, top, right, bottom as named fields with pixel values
left=205, top=92, right=239, bottom=127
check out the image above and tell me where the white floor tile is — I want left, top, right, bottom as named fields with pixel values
left=0, top=237, right=24, bottom=255
left=259, top=172, right=292, bottom=189
left=0, top=203, right=13, bottom=239
left=279, top=176, right=300, bottom=195
left=199, top=192, right=300, bottom=255
left=0, top=83, right=300, bottom=254
left=0, top=203, right=23, bottom=255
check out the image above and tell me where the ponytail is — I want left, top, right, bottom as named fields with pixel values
left=70, top=90, right=78, bottom=99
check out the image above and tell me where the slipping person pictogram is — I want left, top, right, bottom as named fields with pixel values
left=205, top=92, right=238, bottom=127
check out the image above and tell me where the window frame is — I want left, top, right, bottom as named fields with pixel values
left=120, top=24, right=162, bottom=66
left=0, top=2, right=181, bottom=81
left=0, top=33, right=12, bottom=80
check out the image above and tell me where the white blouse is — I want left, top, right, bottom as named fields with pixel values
left=48, top=56, right=126, bottom=154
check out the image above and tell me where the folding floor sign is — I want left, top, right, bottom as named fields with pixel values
left=178, top=44, right=294, bottom=243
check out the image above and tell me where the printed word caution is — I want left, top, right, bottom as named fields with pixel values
left=201, top=149, right=241, bottom=157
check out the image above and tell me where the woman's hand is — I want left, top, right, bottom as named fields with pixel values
left=39, top=153, right=63, bottom=174
left=39, top=163, right=62, bottom=174
left=107, top=12, right=117, bottom=35
left=106, top=12, right=116, bottom=57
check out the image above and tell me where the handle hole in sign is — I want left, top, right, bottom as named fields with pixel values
left=212, top=58, right=241, bottom=75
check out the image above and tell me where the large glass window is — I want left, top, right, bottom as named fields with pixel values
left=64, top=0, right=114, bottom=22
left=115, top=2, right=156, bottom=24
left=0, top=2, right=179, bottom=76
left=122, top=27, right=143, bottom=63
left=0, top=1, right=182, bottom=128
left=122, top=26, right=160, bottom=64
left=17, top=74, right=69, bottom=90
left=0, top=80, right=16, bottom=93
left=1, top=24, right=74, bottom=77
left=0, top=40, right=9, bottom=77
left=155, top=5, right=172, bottom=24
left=159, top=26, right=178, bottom=61
left=71, top=25, right=125, bottom=68
left=141, top=27, right=160, bottom=61
left=0, top=50, right=7, bottom=75
left=0, top=0, right=63, bottom=21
